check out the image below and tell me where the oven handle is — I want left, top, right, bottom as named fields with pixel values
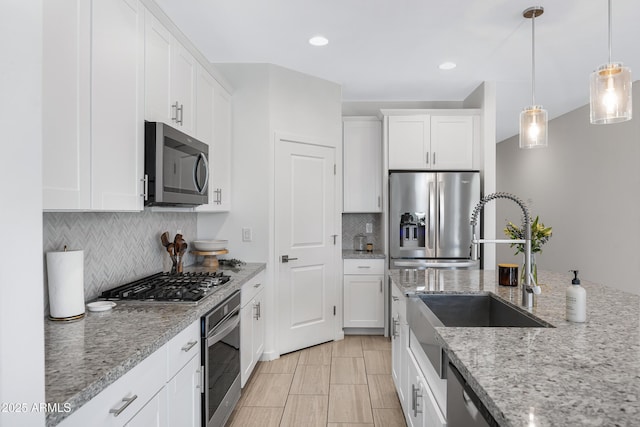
left=206, top=312, right=240, bottom=347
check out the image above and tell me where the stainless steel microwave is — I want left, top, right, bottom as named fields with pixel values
left=144, top=122, right=209, bottom=206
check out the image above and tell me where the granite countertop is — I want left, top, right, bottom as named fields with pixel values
left=45, top=262, right=266, bottom=426
left=342, top=249, right=386, bottom=259
left=389, top=268, right=640, bottom=426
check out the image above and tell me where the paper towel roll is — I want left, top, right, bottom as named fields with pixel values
left=46, top=250, right=85, bottom=319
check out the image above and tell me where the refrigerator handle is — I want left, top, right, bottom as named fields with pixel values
left=438, top=180, right=444, bottom=253
left=428, top=181, right=435, bottom=250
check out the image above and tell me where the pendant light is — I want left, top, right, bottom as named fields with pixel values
left=590, top=0, right=632, bottom=124
left=520, top=6, right=547, bottom=149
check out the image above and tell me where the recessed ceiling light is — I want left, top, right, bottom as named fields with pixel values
left=309, top=35, right=329, bottom=47
left=439, top=62, right=457, bottom=70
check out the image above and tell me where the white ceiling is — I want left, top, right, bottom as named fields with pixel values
left=154, top=0, right=640, bottom=142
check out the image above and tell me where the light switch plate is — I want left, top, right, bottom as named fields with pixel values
left=242, top=227, right=252, bottom=242
left=365, top=223, right=373, bottom=233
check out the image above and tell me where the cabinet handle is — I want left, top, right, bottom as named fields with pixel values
left=253, top=283, right=261, bottom=288
left=379, top=280, right=383, bottom=293
left=258, top=302, right=261, bottom=319
left=215, top=188, right=222, bottom=204
left=181, top=340, right=198, bottom=352
left=392, top=296, right=399, bottom=301
left=109, top=395, right=138, bottom=417
left=141, top=174, right=148, bottom=201
left=377, top=196, right=381, bottom=208
left=357, top=266, right=371, bottom=269
left=253, top=302, right=259, bottom=320
left=412, top=383, right=423, bottom=417
left=177, top=103, right=184, bottom=125
left=433, top=152, right=436, bottom=165
left=171, top=101, right=179, bottom=122
left=426, top=152, right=429, bottom=164
left=392, top=317, right=399, bottom=338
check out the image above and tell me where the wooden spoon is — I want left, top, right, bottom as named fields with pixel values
left=161, top=231, right=170, bottom=247
left=178, top=240, right=188, bottom=256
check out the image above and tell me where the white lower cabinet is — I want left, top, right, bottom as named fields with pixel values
left=392, top=283, right=446, bottom=427
left=59, top=320, right=201, bottom=427
left=343, top=259, right=385, bottom=328
left=240, top=272, right=266, bottom=387
left=165, top=320, right=201, bottom=427
left=124, top=389, right=166, bottom=427
left=391, top=281, right=408, bottom=412
left=166, top=354, right=201, bottom=427
left=406, top=350, right=446, bottom=427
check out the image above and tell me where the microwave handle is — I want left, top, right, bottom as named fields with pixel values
left=194, top=152, right=209, bottom=195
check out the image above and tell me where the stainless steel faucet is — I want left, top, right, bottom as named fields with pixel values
left=469, top=192, right=541, bottom=308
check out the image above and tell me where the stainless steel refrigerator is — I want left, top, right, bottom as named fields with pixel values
left=389, top=171, right=480, bottom=269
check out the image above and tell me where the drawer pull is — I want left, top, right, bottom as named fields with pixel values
left=357, top=266, right=371, bottom=269
left=253, top=283, right=261, bottom=288
left=109, top=395, right=137, bottom=417
left=182, top=340, right=198, bottom=352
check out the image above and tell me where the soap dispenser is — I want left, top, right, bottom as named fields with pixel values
left=566, top=270, right=586, bottom=322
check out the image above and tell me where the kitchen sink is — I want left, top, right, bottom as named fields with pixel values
left=407, top=293, right=553, bottom=378
left=416, top=293, right=551, bottom=328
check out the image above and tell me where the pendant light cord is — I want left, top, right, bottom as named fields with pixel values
left=531, top=10, right=536, bottom=106
left=608, top=0, right=612, bottom=64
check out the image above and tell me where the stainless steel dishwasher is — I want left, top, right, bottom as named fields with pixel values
left=447, top=363, right=497, bottom=427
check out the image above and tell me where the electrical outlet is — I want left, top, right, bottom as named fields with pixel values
left=242, top=228, right=252, bottom=242
left=365, top=223, right=373, bottom=233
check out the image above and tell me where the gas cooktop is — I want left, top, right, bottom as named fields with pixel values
left=99, top=271, right=231, bottom=304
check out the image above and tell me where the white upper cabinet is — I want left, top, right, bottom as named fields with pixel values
left=91, top=0, right=144, bottom=211
left=343, top=118, right=382, bottom=213
left=144, top=10, right=196, bottom=135
left=171, top=44, right=197, bottom=135
left=388, top=115, right=431, bottom=170
left=196, top=72, right=232, bottom=212
left=388, top=112, right=477, bottom=171
left=42, top=0, right=91, bottom=210
left=430, top=115, right=475, bottom=170
left=144, top=10, right=173, bottom=124
left=43, top=0, right=144, bottom=211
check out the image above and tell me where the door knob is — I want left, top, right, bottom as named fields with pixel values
left=281, top=255, right=298, bottom=263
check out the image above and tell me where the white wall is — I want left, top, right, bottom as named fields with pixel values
left=197, top=64, right=271, bottom=262
left=464, top=82, right=498, bottom=269
left=198, top=64, right=343, bottom=357
left=497, top=83, right=640, bottom=294
left=0, top=3, right=46, bottom=426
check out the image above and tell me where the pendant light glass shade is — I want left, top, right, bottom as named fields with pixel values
left=520, top=7, right=547, bottom=149
left=520, top=106, right=548, bottom=149
left=589, top=0, right=632, bottom=124
left=590, top=63, right=632, bottom=124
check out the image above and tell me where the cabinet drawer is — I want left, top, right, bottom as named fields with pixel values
left=167, top=319, right=200, bottom=379
left=241, top=272, right=265, bottom=307
left=343, top=259, right=385, bottom=275
left=59, top=345, right=167, bottom=427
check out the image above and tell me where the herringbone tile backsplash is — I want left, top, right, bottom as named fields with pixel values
left=43, top=210, right=197, bottom=313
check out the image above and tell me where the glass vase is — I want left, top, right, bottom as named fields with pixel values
left=521, top=253, right=537, bottom=285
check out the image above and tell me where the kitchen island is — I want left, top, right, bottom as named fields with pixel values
left=390, top=268, right=640, bottom=426
left=44, top=262, right=266, bottom=426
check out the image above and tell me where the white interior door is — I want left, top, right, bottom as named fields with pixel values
left=276, top=137, right=337, bottom=355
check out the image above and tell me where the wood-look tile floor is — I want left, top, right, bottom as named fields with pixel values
left=226, top=335, right=406, bottom=427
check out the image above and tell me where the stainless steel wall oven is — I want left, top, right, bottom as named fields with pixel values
left=201, top=290, right=241, bottom=427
